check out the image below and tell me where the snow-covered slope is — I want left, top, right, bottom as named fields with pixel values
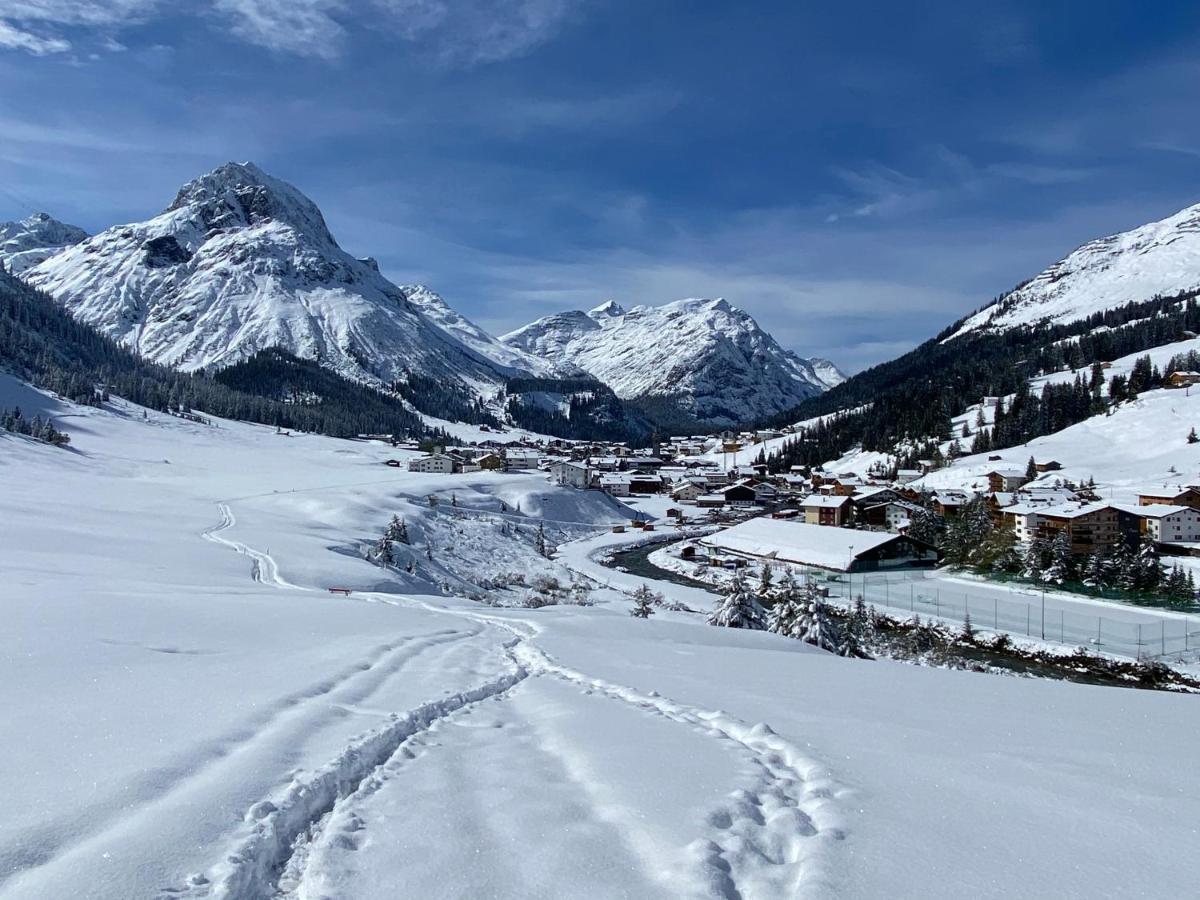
left=20, top=162, right=536, bottom=390
left=2, top=374, right=1196, bottom=899
left=0, top=212, right=88, bottom=274
left=501, top=298, right=844, bottom=426
left=400, top=283, right=564, bottom=378
left=951, top=200, right=1200, bottom=338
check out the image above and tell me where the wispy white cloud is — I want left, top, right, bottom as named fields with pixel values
left=0, top=18, right=69, bottom=52
left=0, top=0, right=584, bottom=63
left=210, top=0, right=346, bottom=60
left=376, top=0, right=581, bottom=67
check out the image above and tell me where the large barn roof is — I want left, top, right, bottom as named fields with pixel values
left=700, top=519, right=902, bottom=571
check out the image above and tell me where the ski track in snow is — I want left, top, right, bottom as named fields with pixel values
left=0, top=627, right=479, bottom=897
left=178, top=502, right=844, bottom=899
left=202, top=503, right=307, bottom=590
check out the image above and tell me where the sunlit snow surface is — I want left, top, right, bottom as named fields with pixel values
left=0, top=375, right=1195, bottom=899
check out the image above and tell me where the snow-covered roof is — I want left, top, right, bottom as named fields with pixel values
left=799, top=494, right=850, bottom=508
left=1115, top=503, right=1200, bottom=519
left=701, top=519, right=902, bottom=571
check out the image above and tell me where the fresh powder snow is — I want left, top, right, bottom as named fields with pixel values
left=0, top=375, right=1195, bottom=899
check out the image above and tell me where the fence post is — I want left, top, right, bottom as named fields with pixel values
left=1137, top=624, right=1143, bottom=660
left=1060, top=610, right=1064, bottom=643
left=994, top=598, right=998, bottom=630
left=1026, top=605, right=1031, bottom=636
left=910, top=584, right=914, bottom=612
left=935, top=591, right=940, bottom=618
left=1162, top=620, right=1166, bottom=656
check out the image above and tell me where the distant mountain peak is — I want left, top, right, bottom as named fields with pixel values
left=502, top=297, right=842, bottom=426
left=0, top=212, right=89, bottom=275
left=589, top=299, right=626, bottom=318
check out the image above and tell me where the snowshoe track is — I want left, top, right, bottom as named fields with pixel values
left=174, top=631, right=529, bottom=899
left=514, top=642, right=846, bottom=899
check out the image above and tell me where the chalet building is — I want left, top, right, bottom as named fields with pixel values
left=721, top=482, right=758, bottom=507
left=476, top=453, right=505, bottom=471
left=696, top=494, right=727, bottom=509
left=799, top=494, right=850, bottom=527
left=629, top=474, right=666, bottom=495
left=859, top=500, right=920, bottom=532
left=670, top=480, right=707, bottom=503
left=985, top=468, right=1027, bottom=492
left=1034, top=460, right=1063, bottom=473
left=550, top=460, right=590, bottom=489
left=1005, top=502, right=1140, bottom=555
left=751, top=482, right=779, bottom=504
left=1137, top=487, right=1200, bottom=510
left=505, top=450, right=541, bottom=470
left=931, top=490, right=971, bottom=518
left=1166, top=371, right=1200, bottom=388
left=894, top=468, right=922, bottom=484
left=598, top=473, right=632, bottom=497
left=700, top=518, right=939, bottom=573
left=1119, top=503, right=1200, bottom=544
left=408, top=454, right=455, bottom=474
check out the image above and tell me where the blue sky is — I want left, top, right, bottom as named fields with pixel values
left=4, top=2, right=1200, bottom=372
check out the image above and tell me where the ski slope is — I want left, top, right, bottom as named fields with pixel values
left=1, top=375, right=1197, bottom=899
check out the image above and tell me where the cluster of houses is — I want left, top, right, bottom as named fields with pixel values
left=402, top=445, right=542, bottom=474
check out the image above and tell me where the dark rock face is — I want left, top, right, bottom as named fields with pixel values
left=143, top=235, right=192, bottom=268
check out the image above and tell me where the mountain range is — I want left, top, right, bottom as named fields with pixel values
left=0, top=162, right=840, bottom=432
left=502, top=299, right=842, bottom=427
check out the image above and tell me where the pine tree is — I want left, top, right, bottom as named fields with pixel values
left=757, top=562, right=773, bottom=598
left=1025, top=456, right=1038, bottom=482
left=535, top=522, right=549, bottom=557
left=959, top=611, right=977, bottom=645
left=1043, top=530, right=1074, bottom=585
left=708, top=571, right=768, bottom=630
left=1023, top=537, right=1048, bottom=581
left=630, top=584, right=656, bottom=618
left=803, top=596, right=841, bottom=652
left=1133, top=539, right=1164, bottom=593
left=1188, top=427, right=1199, bottom=445
left=767, top=572, right=805, bottom=636
left=1082, top=549, right=1109, bottom=589
left=374, top=534, right=394, bottom=566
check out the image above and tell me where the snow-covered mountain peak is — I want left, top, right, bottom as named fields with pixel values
left=588, top=299, right=626, bottom=318
left=0, top=212, right=89, bottom=274
left=20, top=164, right=543, bottom=390
left=164, top=160, right=337, bottom=249
left=501, top=297, right=843, bottom=426
left=949, top=199, right=1200, bottom=339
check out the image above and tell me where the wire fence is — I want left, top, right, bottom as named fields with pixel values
left=814, top=570, right=1200, bottom=662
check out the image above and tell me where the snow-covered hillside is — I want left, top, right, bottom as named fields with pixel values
left=1, top=374, right=1195, bottom=899
left=501, top=299, right=845, bottom=426
left=0, top=212, right=88, bottom=275
left=950, top=200, right=1200, bottom=338
left=20, top=162, right=541, bottom=392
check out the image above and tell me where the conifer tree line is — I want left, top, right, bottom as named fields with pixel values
left=707, top=567, right=872, bottom=656
left=501, top=377, right=653, bottom=443
left=0, top=406, right=70, bottom=446
left=763, top=291, right=1200, bottom=471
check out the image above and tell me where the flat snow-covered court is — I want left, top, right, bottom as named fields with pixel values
left=1, top=376, right=1197, bottom=900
